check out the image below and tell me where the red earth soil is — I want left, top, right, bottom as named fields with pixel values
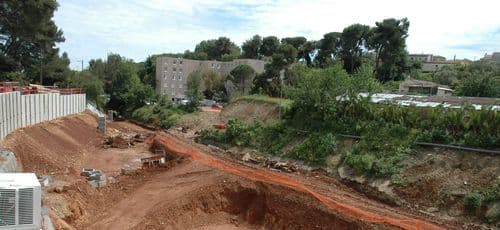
left=154, top=134, right=445, bottom=230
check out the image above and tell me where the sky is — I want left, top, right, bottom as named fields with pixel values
left=53, top=0, right=500, bottom=70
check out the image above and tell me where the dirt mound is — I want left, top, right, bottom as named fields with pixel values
left=136, top=179, right=372, bottom=230
left=220, top=100, right=280, bottom=124
left=396, top=148, right=500, bottom=222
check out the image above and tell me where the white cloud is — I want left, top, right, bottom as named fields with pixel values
left=54, top=0, right=500, bottom=69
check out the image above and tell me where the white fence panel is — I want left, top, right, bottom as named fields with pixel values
left=0, top=93, right=86, bottom=140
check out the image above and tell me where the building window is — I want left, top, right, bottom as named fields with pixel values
left=173, top=60, right=177, bottom=65
left=179, top=74, right=183, bottom=81
left=179, top=68, right=183, bottom=72
left=172, top=75, right=175, bottom=80
left=163, top=71, right=167, bottom=79
left=211, top=63, right=215, bottom=68
left=180, top=60, right=183, bottom=65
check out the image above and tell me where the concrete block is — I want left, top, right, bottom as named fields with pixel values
left=98, top=116, right=106, bottom=133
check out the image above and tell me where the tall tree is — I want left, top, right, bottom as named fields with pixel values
left=101, top=54, right=154, bottom=115
left=316, top=32, right=341, bottom=67
left=186, top=70, right=203, bottom=106
left=299, top=41, right=317, bottom=66
left=369, top=18, right=410, bottom=82
left=194, top=37, right=240, bottom=61
left=68, top=70, right=105, bottom=108
left=201, top=70, right=224, bottom=99
left=281, top=37, right=307, bottom=50
left=340, top=24, right=371, bottom=73
left=230, top=65, right=256, bottom=94
left=0, top=0, right=65, bottom=76
left=137, top=55, right=158, bottom=88
left=241, top=35, right=262, bottom=59
left=260, top=36, right=280, bottom=57
left=252, top=44, right=297, bottom=96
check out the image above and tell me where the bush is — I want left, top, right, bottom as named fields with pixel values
left=131, top=98, right=184, bottom=129
left=342, top=123, right=416, bottom=177
left=199, top=129, right=227, bottom=143
left=465, top=192, right=484, bottom=213
left=287, top=133, right=336, bottom=165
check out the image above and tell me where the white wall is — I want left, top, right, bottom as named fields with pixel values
left=0, top=92, right=86, bottom=140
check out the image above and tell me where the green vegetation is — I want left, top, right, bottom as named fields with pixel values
left=131, top=99, right=184, bottom=129
left=342, top=123, right=416, bottom=177
left=232, top=94, right=293, bottom=111
left=230, top=64, right=256, bottom=94
left=200, top=64, right=499, bottom=180
left=411, top=61, right=500, bottom=98
left=465, top=192, right=484, bottom=213
left=464, top=184, right=500, bottom=220
left=0, top=0, right=67, bottom=85
left=288, top=133, right=336, bottom=165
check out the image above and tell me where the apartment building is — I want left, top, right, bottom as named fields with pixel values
left=156, top=57, right=265, bottom=101
left=409, top=54, right=452, bottom=72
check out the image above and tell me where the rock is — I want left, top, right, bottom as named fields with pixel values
left=0, top=149, right=19, bottom=173
left=107, top=176, right=116, bottom=184
left=370, top=179, right=395, bottom=197
left=485, top=202, right=500, bottom=224
left=426, top=207, right=439, bottom=213
left=242, top=153, right=251, bottom=162
left=55, top=186, right=64, bottom=193
left=121, top=166, right=139, bottom=175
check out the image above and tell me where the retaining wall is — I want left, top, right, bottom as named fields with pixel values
left=0, top=92, right=86, bottom=140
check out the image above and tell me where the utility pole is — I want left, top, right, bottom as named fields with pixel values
left=78, top=60, right=84, bottom=71
left=279, top=69, right=285, bottom=119
left=39, top=49, right=43, bottom=85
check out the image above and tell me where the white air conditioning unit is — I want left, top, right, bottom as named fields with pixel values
left=0, top=173, right=41, bottom=230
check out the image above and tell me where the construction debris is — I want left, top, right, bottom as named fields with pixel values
left=263, top=160, right=298, bottom=173
left=80, top=168, right=107, bottom=188
left=104, top=132, right=148, bottom=148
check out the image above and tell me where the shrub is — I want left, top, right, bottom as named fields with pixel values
left=465, top=192, right=484, bottom=213
left=287, top=133, right=336, bottom=165
left=131, top=99, right=184, bottom=129
left=342, top=122, right=416, bottom=177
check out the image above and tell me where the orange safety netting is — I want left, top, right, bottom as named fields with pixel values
left=155, top=135, right=444, bottom=230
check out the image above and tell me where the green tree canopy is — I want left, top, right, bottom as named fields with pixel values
left=99, top=54, right=154, bottom=115
left=201, top=70, right=224, bottom=99
left=369, top=18, right=410, bottom=82
left=186, top=70, right=203, bottom=106
left=67, top=70, right=105, bottom=108
left=0, top=0, right=65, bottom=76
left=230, top=64, right=256, bottom=94
left=194, top=37, right=241, bottom=61
left=315, top=32, right=341, bottom=67
left=340, top=24, right=371, bottom=73
left=241, top=35, right=262, bottom=59
left=260, top=36, right=280, bottom=57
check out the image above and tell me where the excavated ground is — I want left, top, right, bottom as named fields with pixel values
left=0, top=111, right=454, bottom=230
